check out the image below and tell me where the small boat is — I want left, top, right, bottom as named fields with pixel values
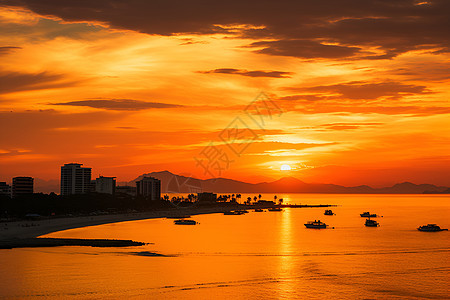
left=324, top=209, right=334, bottom=215
left=365, top=218, right=379, bottom=227
left=174, top=219, right=197, bottom=225
left=223, top=211, right=244, bottom=215
left=166, top=215, right=191, bottom=219
left=417, top=224, right=448, bottom=232
left=360, top=212, right=377, bottom=218
left=304, top=220, right=328, bottom=229
left=268, top=207, right=283, bottom=212
left=254, top=208, right=264, bottom=212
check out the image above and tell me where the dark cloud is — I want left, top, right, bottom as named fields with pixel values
left=249, top=40, right=361, bottom=59
left=2, top=0, right=449, bottom=59
left=0, top=71, right=79, bottom=94
left=0, top=46, right=22, bottom=55
left=285, top=81, right=430, bottom=100
left=200, top=68, right=292, bottom=78
left=50, top=99, right=182, bottom=111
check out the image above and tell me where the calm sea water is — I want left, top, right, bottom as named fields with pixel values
left=1, top=194, right=449, bottom=299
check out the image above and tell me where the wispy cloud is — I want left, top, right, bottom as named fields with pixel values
left=0, top=71, right=80, bottom=94
left=284, top=81, right=431, bottom=100
left=199, top=68, right=292, bottom=78
left=50, top=99, right=183, bottom=111
left=0, top=46, right=21, bottom=55
left=248, top=40, right=361, bottom=59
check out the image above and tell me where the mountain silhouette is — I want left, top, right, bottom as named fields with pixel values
left=130, top=171, right=449, bottom=194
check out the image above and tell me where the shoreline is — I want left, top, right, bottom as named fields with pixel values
left=0, top=237, right=147, bottom=249
left=0, top=206, right=240, bottom=243
left=0, top=204, right=336, bottom=248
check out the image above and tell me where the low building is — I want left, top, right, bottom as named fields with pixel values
left=197, top=192, right=217, bottom=202
left=136, top=177, right=161, bottom=200
left=95, top=176, right=116, bottom=194
left=12, top=177, right=34, bottom=198
left=0, top=182, right=11, bottom=196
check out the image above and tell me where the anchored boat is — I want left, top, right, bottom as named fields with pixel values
left=417, top=224, right=448, bottom=232
left=224, top=211, right=244, bottom=215
left=324, top=209, right=334, bottom=215
left=304, top=220, right=328, bottom=229
left=174, top=219, right=197, bottom=225
left=268, top=207, right=283, bottom=212
left=360, top=212, right=377, bottom=218
left=365, top=218, right=379, bottom=227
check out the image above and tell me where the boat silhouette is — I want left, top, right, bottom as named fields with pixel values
left=417, top=224, right=448, bottom=232
left=360, top=212, right=377, bottom=218
left=365, top=218, right=379, bottom=227
left=304, top=220, right=328, bottom=229
left=174, top=219, right=197, bottom=225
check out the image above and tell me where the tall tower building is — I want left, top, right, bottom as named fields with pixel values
left=60, top=163, right=92, bottom=195
left=136, top=177, right=161, bottom=200
left=12, top=177, right=34, bottom=198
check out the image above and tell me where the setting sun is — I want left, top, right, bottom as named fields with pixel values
left=280, top=164, right=291, bottom=171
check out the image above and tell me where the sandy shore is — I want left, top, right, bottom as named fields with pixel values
left=0, top=206, right=238, bottom=242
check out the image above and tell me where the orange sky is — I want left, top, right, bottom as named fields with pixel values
left=0, top=1, right=449, bottom=187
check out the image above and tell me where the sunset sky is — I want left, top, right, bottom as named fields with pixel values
left=0, top=0, right=449, bottom=187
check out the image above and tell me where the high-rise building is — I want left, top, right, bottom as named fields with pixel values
left=95, top=176, right=116, bottom=194
left=12, top=177, right=34, bottom=198
left=136, top=177, right=161, bottom=200
left=60, top=163, right=92, bottom=195
left=0, top=182, right=11, bottom=197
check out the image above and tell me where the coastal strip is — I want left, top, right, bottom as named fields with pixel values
left=0, top=237, right=146, bottom=249
left=0, top=204, right=336, bottom=249
left=0, top=206, right=242, bottom=242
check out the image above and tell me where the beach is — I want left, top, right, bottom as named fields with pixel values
left=0, top=206, right=239, bottom=242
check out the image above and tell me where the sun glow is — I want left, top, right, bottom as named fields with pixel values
left=280, top=164, right=291, bottom=171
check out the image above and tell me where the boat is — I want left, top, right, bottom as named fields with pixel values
left=223, top=211, right=244, bottom=215
left=174, top=219, right=197, bottom=225
left=268, top=207, right=283, bottom=212
left=166, top=215, right=191, bottom=219
left=254, top=208, right=264, bottom=212
left=304, top=220, right=328, bottom=229
left=365, top=218, right=379, bottom=227
left=417, top=224, right=448, bottom=232
left=324, top=209, right=334, bottom=215
left=360, top=212, right=377, bottom=218
left=236, top=210, right=249, bottom=214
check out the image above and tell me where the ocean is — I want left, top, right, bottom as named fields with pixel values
left=1, top=194, right=449, bottom=299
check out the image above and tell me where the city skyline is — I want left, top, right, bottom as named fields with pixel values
left=2, top=164, right=450, bottom=195
left=0, top=1, right=449, bottom=187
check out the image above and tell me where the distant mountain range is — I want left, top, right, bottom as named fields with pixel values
left=130, top=171, right=450, bottom=194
